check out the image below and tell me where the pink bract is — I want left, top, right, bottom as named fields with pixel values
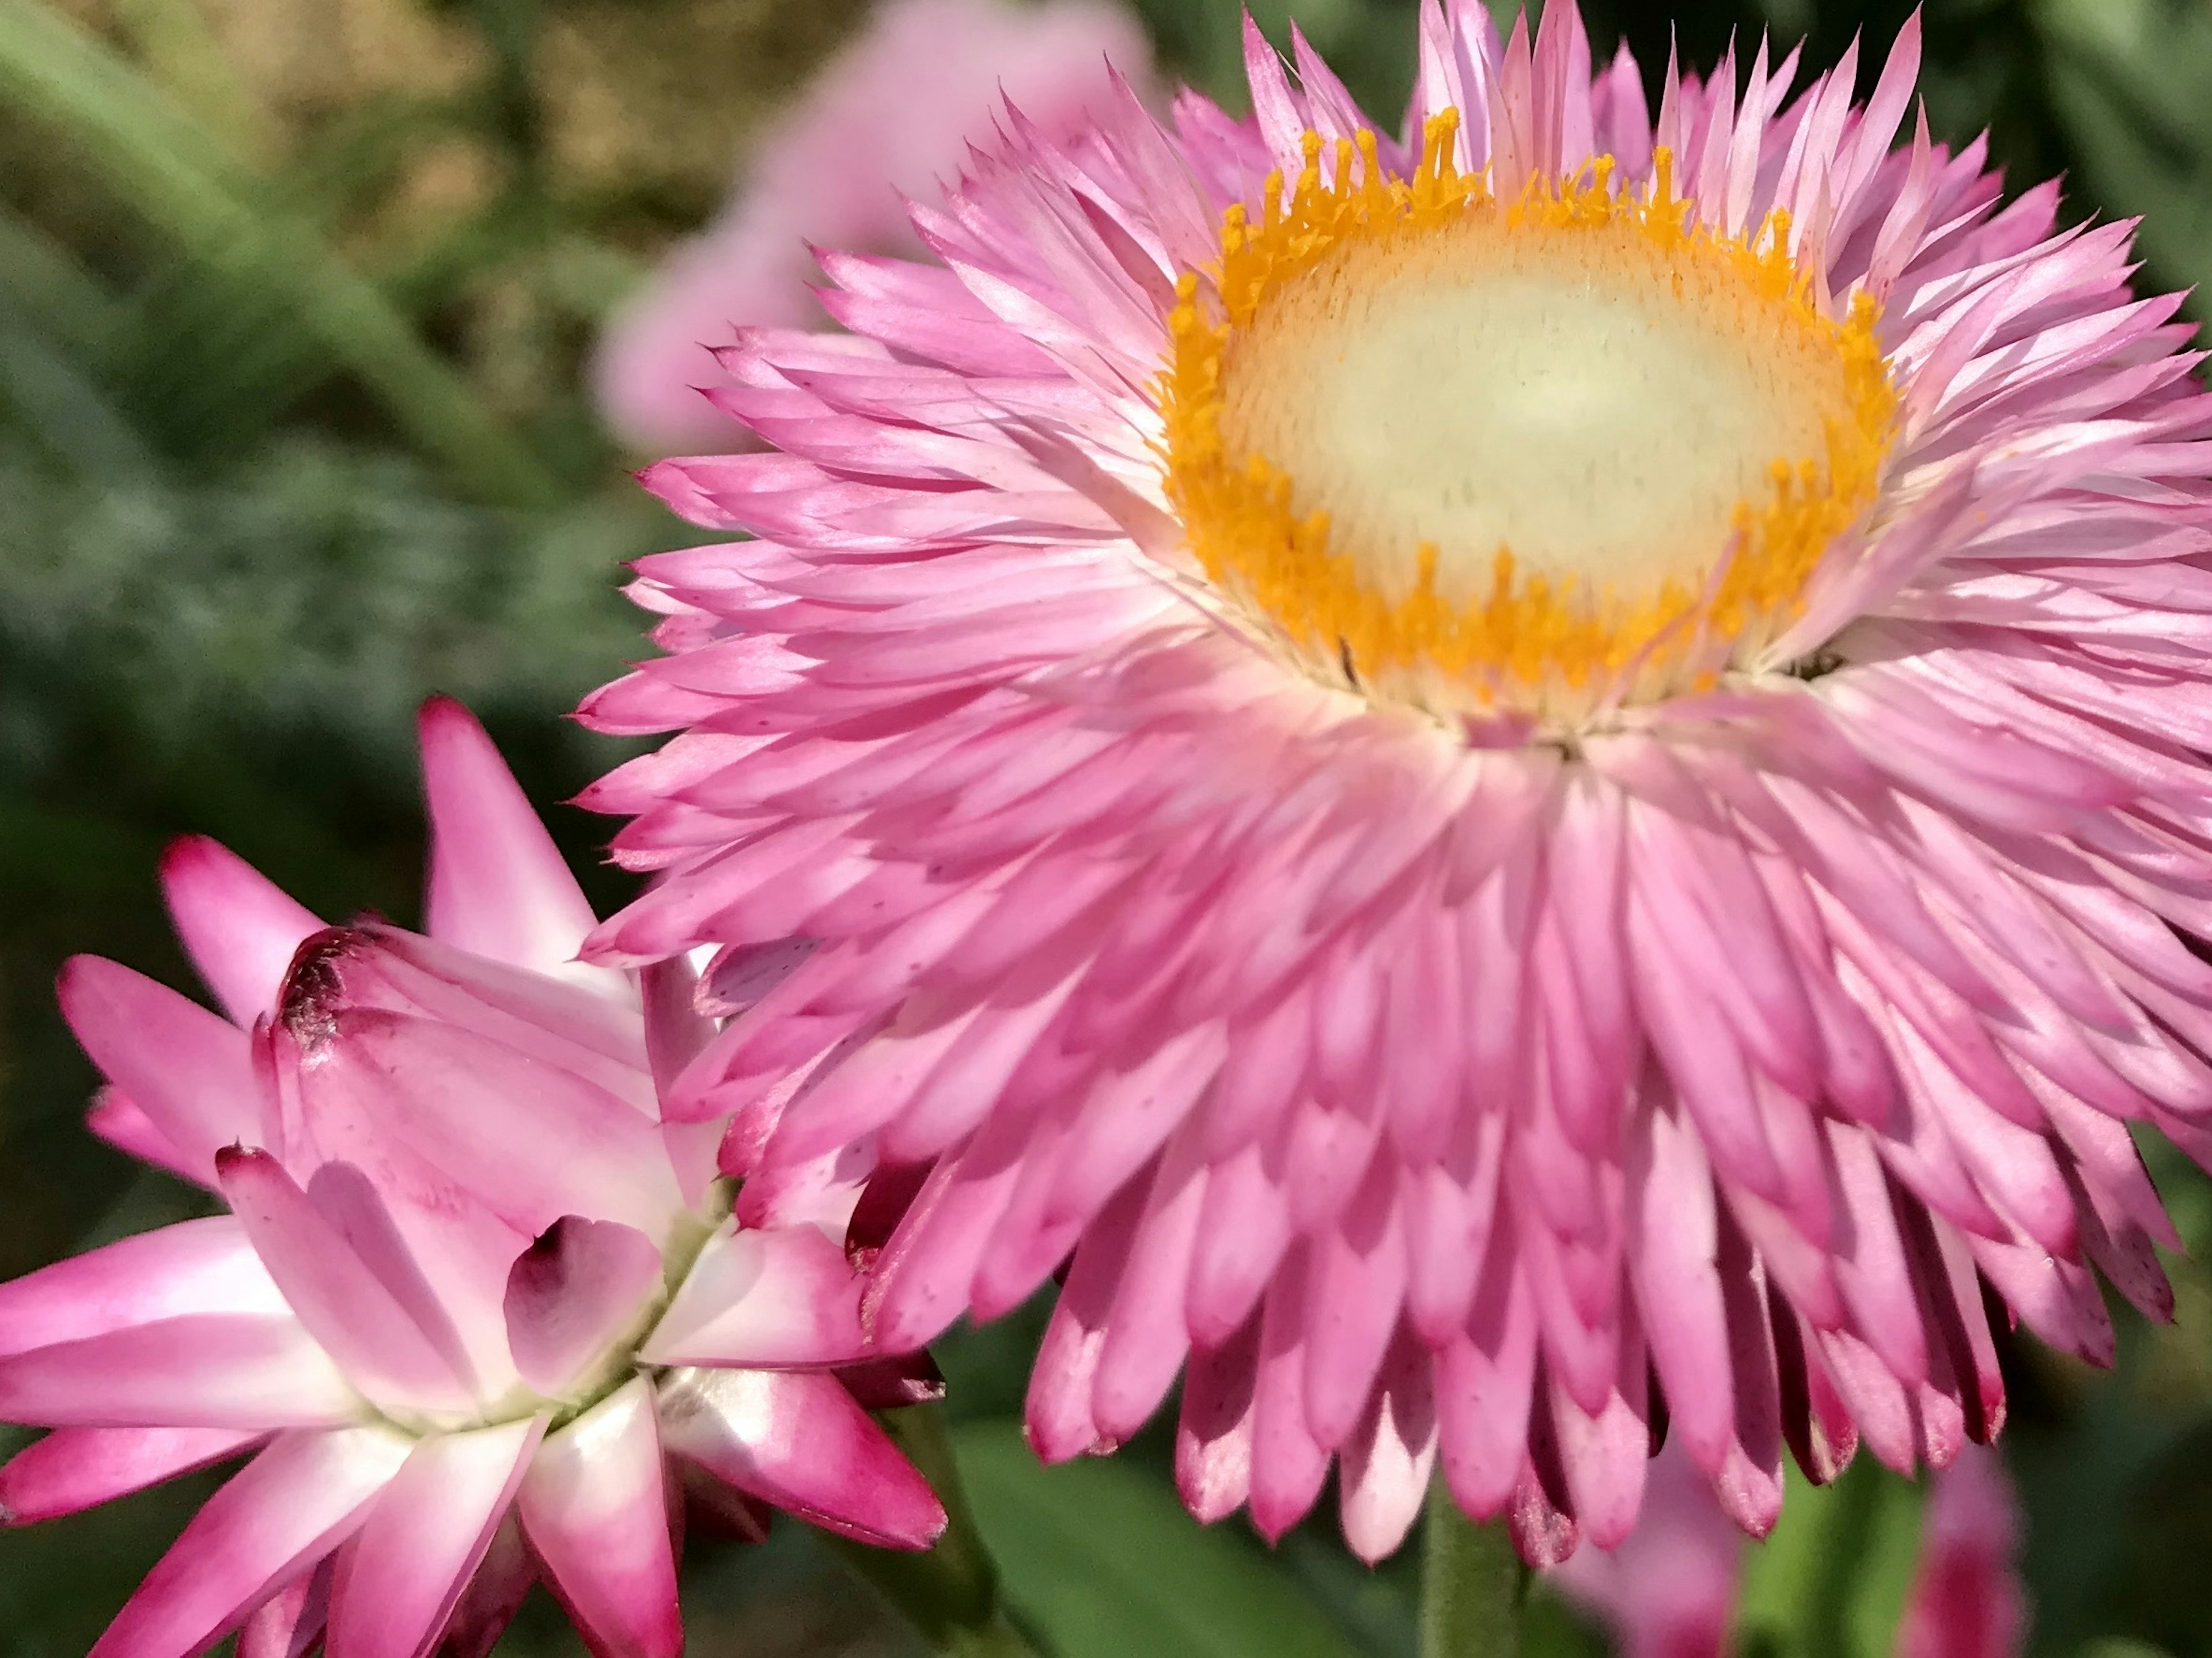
left=581, top=0, right=2212, bottom=1562
left=1, top=700, right=944, bottom=1658
left=592, top=0, right=1156, bottom=453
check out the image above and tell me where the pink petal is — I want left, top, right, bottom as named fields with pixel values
left=643, top=957, right=721, bottom=1205
left=516, top=1379, right=682, bottom=1658
left=292, top=1008, right=684, bottom=1248
left=58, top=955, right=262, bottom=1177
left=0, top=1315, right=359, bottom=1431
left=319, top=925, right=652, bottom=1101
left=87, top=1091, right=209, bottom=1189
left=0, top=1217, right=286, bottom=1359
left=0, top=1426, right=263, bottom=1524
left=503, top=1217, right=664, bottom=1397
left=440, top=1514, right=536, bottom=1658
left=326, top=1418, right=545, bottom=1658
left=301, top=1162, right=487, bottom=1403
left=236, top=1561, right=330, bottom=1658
left=639, top=1221, right=868, bottom=1369
left=88, top=1426, right=410, bottom=1658
left=1337, top=1335, right=1437, bottom=1564
left=1176, top=1316, right=1260, bottom=1524
left=418, top=697, right=622, bottom=996
left=657, top=1366, right=945, bottom=1549
left=159, top=836, right=323, bottom=1028
left=1248, top=1246, right=1331, bottom=1542
left=217, top=1148, right=475, bottom=1413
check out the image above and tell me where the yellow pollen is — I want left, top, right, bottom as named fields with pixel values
left=1158, top=113, right=1899, bottom=720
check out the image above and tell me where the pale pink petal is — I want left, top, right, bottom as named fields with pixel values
left=326, top=1418, right=545, bottom=1658
left=87, top=1426, right=409, bottom=1658
left=0, top=1218, right=286, bottom=1359
left=217, top=1148, right=475, bottom=1413
left=290, top=1008, right=683, bottom=1248
left=657, top=1366, right=945, bottom=1549
left=0, top=1316, right=359, bottom=1431
left=1896, top=1445, right=2027, bottom=1658
left=639, top=1221, right=868, bottom=1369
left=516, top=1379, right=681, bottom=1658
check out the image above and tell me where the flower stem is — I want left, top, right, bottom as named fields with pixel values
left=1419, top=1479, right=1526, bottom=1658
left=828, top=1403, right=1047, bottom=1657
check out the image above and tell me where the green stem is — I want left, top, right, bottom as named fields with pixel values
left=827, top=1403, right=1047, bottom=1657
left=1419, top=1480, right=1526, bottom=1658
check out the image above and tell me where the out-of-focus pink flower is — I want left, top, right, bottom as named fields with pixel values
left=593, top=0, right=1155, bottom=453
left=1550, top=1443, right=1744, bottom=1658
left=0, top=699, right=943, bottom=1658
left=1551, top=1443, right=2027, bottom=1658
left=1897, top=1447, right=2029, bottom=1658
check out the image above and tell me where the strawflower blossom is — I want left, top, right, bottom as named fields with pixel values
left=581, top=0, right=2212, bottom=1564
left=0, top=700, right=943, bottom=1658
left=592, top=0, right=1155, bottom=453
left=1552, top=1440, right=2026, bottom=1658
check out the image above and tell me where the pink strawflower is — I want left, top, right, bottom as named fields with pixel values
left=1550, top=1441, right=1744, bottom=1658
left=1896, top=1446, right=2028, bottom=1658
left=592, top=0, right=1156, bottom=453
left=1551, top=1441, right=2025, bottom=1658
left=0, top=700, right=944, bottom=1658
left=582, top=0, right=2212, bottom=1564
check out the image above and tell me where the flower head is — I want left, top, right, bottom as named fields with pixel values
left=592, top=0, right=1156, bottom=453
left=2, top=700, right=943, bottom=1658
left=1550, top=1441, right=2026, bottom=1658
left=584, top=0, right=2212, bottom=1562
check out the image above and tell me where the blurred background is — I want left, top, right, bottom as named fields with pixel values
left=3, top=0, right=2212, bottom=1653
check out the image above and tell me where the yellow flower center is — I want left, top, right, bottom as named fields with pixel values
left=1159, top=112, right=1899, bottom=723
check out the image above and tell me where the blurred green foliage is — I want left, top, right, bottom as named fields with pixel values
left=2, top=0, right=2212, bottom=1654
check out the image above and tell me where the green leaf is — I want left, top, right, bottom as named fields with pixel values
left=1734, top=1456, right=1926, bottom=1658
left=951, top=1419, right=1365, bottom=1658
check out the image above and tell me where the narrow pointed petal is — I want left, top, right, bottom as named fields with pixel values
left=418, top=697, right=620, bottom=995
left=657, top=1366, right=945, bottom=1549
left=0, top=1427, right=263, bottom=1524
left=0, top=1316, right=359, bottom=1431
left=643, top=957, right=721, bottom=1204
left=58, top=957, right=261, bottom=1175
left=217, top=1149, right=474, bottom=1412
left=160, top=837, right=323, bottom=1027
left=87, top=1426, right=410, bottom=1658
left=0, top=1218, right=286, bottom=1360
left=88, top=1092, right=210, bottom=1189
left=327, top=1418, right=545, bottom=1658
left=516, top=1379, right=682, bottom=1658
left=503, top=1217, right=664, bottom=1397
